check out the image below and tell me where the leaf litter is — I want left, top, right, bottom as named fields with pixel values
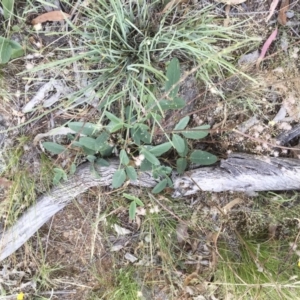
left=2, top=0, right=300, bottom=299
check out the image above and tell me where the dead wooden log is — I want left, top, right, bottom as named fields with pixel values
left=1, top=153, right=300, bottom=261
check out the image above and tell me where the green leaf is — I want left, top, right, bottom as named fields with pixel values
left=0, top=39, right=11, bottom=64
left=87, top=155, right=96, bottom=162
left=123, top=193, right=144, bottom=206
left=96, top=158, right=110, bottom=167
left=99, top=144, right=114, bottom=157
left=95, top=131, right=110, bottom=151
left=107, top=121, right=124, bottom=133
left=129, top=201, right=136, bottom=220
left=131, top=125, right=151, bottom=145
left=112, top=169, right=126, bottom=188
left=176, top=158, right=187, bottom=174
left=157, top=97, right=185, bottom=110
left=125, top=166, right=137, bottom=181
left=190, top=150, right=218, bottom=165
left=172, top=134, right=185, bottom=153
left=181, top=125, right=210, bottom=139
left=140, top=159, right=153, bottom=171
left=152, top=179, right=168, bottom=194
left=141, top=149, right=160, bottom=166
left=105, top=111, right=123, bottom=124
left=53, top=172, right=62, bottom=185
left=68, top=122, right=100, bottom=136
left=8, top=39, right=23, bottom=59
left=78, top=137, right=96, bottom=150
left=174, top=116, right=190, bottom=130
left=149, top=142, right=172, bottom=156
left=2, top=0, right=14, bottom=19
left=82, top=146, right=96, bottom=156
left=165, top=58, right=180, bottom=98
left=0, top=36, right=23, bottom=64
left=178, top=139, right=189, bottom=157
left=69, top=163, right=76, bottom=175
left=120, top=149, right=130, bottom=165
left=43, top=142, right=66, bottom=154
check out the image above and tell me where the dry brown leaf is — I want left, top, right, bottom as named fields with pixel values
left=265, top=0, right=279, bottom=22
left=176, top=222, right=189, bottom=244
left=0, top=177, right=13, bottom=188
left=222, top=198, right=242, bottom=214
left=31, top=11, right=71, bottom=25
left=216, top=0, right=246, bottom=5
left=278, top=0, right=289, bottom=25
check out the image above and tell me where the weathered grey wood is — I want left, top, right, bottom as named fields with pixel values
left=0, top=160, right=158, bottom=261
left=1, top=153, right=300, bottom=261
left=172, top=153, right=300, bottom=197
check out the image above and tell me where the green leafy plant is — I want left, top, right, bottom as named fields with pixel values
left=123, top=193, right=144, bottom=220
left=0, top=36, right=23, bottom=64
left=42, top=58, right=217, bottom=191
left=2, top=0, right=14, bottom=20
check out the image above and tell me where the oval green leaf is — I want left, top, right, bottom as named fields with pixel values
left=149, top=142, right=172, bottom=157
left=125, top=166, right=137, bottom=181
left=172, top=134, right=185, bottom=153
left=43, top=142, right=66, bottom=154
left=182, top=125, right=210, bottom=139
left=190, top=150, right=218, bottom=165
left=120, top=149, right=130, bottom=165
left=78, top=137, right=96, bottom=150
left=141, top=149, right=160, bottom=166
left=176, top=157, right=187, bottom=174
left=174, top=116, right=190, bottom=130
left=129, top=201, right=137, bottom=220
left=165, top=58, right=180, bottom=98
left=68, top=122, right=100, bottom=136
left=152, top=178, right=168, bottom=194
left=112, top=169, right=126, bottom=188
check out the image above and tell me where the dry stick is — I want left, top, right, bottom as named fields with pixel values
left=233, top=129, right=300, bottom=151
left=2, top=153, right=300, bottom=260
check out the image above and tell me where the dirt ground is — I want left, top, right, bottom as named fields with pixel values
left=1, top=0, right=300, bottom=299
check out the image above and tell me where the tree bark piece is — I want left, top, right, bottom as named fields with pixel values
left=172, top=153, right=300, bottom=197
left=1, top=153, right=300, bottom=261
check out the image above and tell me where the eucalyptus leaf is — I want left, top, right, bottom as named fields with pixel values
left=112, top=169, right=126, bottom=188
left=43, top=142, right=66, bottom=155
left=181, top=125, right=210, bottom=139
left=152, top=178, right=168, bottom=194
left=149, top=142, right=172, bottom=156
left=176, top=157, right=187, bottom=174
left=172, top=134, right=185, bottom=153
left=190, top=150, right=218, bottom=165
left=125, top=166, right=137, bottom=181
left=174, top=116, right=190, bottom=130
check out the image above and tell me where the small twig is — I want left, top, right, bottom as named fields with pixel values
left=149, top=193, right=188, bottom=225
left=233, top=129, right=300, bottom=151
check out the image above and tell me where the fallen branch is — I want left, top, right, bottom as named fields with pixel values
left=1, top=153, right=300, bottom=261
